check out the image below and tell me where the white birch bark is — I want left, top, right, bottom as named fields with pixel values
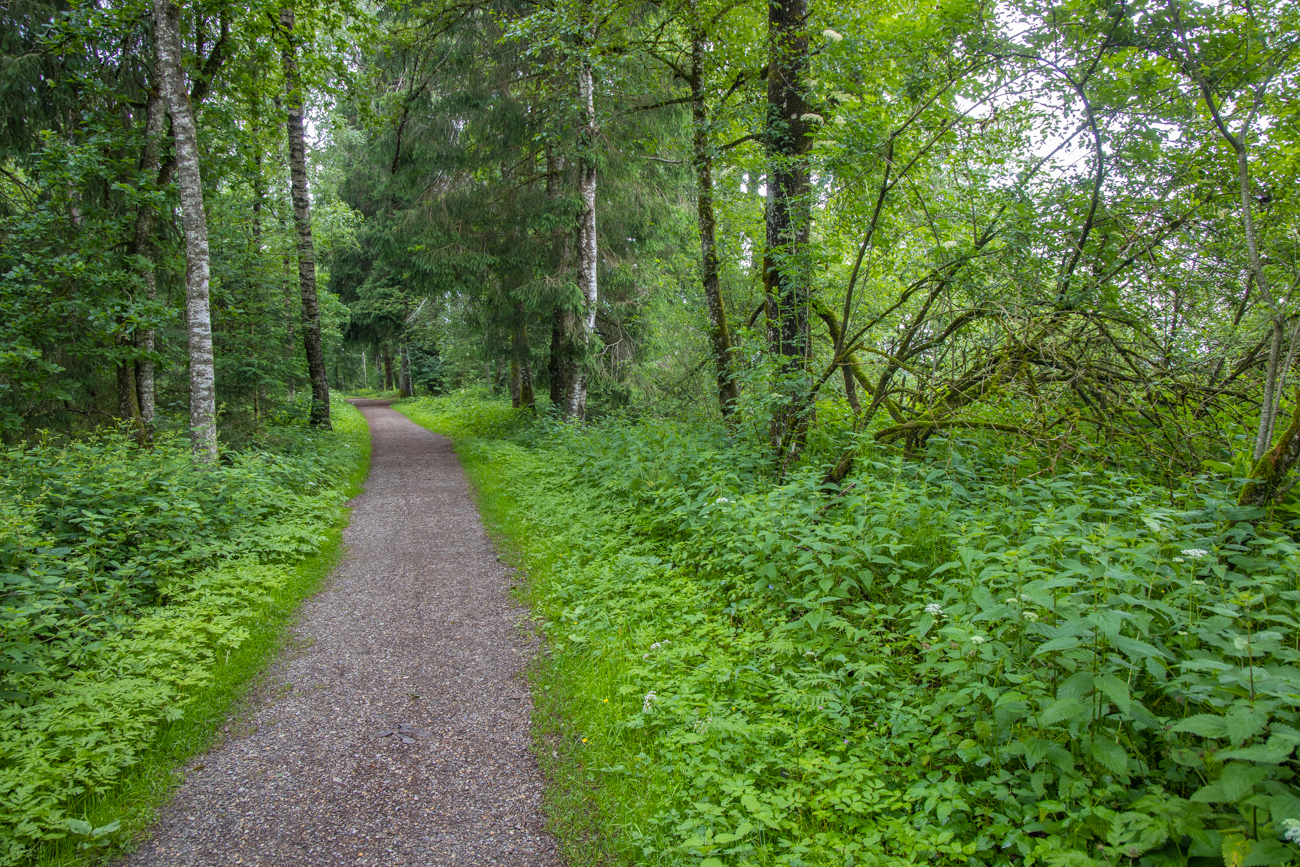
left=154, top=0, right=218, bottom=462
left=570, top=57, right=598, bottom=420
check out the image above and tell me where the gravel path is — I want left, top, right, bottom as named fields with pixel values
left=121, top=400, right=560, bottom=867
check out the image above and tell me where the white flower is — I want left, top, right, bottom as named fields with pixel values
left=651, top=642, right=661, bottom=650
left=693, top=714, right=714, bottom=734
left=822, top=28, right=844, bottom=42
left=1282, top=818, right=1300, bottom=844
left=1022, top=611, right=1039, bottom=622
left=971, top=635, right=987, bottom=645
left=942, top=240, right=959, bottom=250
left=834, top=116, right=847, bottom=126
left=1192, top=579, right=1206, bottom=586
left=800, top=113, right=824, bottom=124
left=1181, top=548, right=1209, bottom=559
left=643, top=690, right=657, bottom=713
left=714, top=496, right=730, bottom=504
left=804, top=651, right=817, bottom=658
left=1172, top=557, right=1185, bottom=563
left=925, top=603, right=944, bottom=616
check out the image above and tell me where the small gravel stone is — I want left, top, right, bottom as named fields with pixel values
left=119, top=400, right=562, bottom=867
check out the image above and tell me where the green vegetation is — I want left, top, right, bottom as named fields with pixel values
left=401, top=393, right=1300, bottom=867
left=0, top=398, right=369, bottom=866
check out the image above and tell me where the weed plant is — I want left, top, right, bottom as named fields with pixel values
left=399, top=393, right=1300, bottom=867
left=0, top=398, right=369, bottom=865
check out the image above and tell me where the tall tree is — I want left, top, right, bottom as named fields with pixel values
left=153, top=0, right=217, bottom=461
left=762, top=0, right=814, bottom=452
left=278, top=6, right=331, bottom=429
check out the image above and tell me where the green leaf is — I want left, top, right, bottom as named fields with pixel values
left=1220, top=763, right=1269, bottom=802
left=66, top=818, right=92, bottom=836
left=1094, top=673, right=1130, bottom=711
left=1242, top=839, right=1291, bottom=867
left=1090, top=738, right=1129, bottom=775
left=1040, top=697, right=1086, bottom=726
left=1173, top=714, right=1227, bottom=738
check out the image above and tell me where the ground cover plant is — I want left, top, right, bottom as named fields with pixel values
left=400, top=393, right=1300, bottom=867
left=0, top=398, right=369, bottom=866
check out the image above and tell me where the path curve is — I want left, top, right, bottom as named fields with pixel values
left=121, top=400, right=560, bottom=867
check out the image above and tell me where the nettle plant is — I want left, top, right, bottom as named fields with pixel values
left=559, top=420, right=1300, bottom=865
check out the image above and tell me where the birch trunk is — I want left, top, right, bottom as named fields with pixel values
left=399, top=342, right=412, bottom=396
left=134, top=83, right=165, bottom=425
left=570, top=57, right=599, bottom=420
left=689, top=21, right=739, bottom=416
left=154, top=0, right=217, bottom=462
left=279, top=8, right=331, bottom=429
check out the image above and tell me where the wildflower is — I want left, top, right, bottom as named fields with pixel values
left=1022, top=611, right=1039, bottom=622
left=582, top=738, right=588, bottom=743
left=1172, top=557, right=1184, bottom=563
left=714, top=496, right=730, bottom=504
left=822, top=28, right=844, bottom=41
left=942, top=240, right=959, bottom=250
left=768, top=584, right=774, bottom=590
left=971, top=635, right=987, bottom=645
left=924, top=603, right=944, bottom=616
left=1192, top=579, right=1206, bottom=586
left=804, top=651, right=817, bottom=658
left=1282, top=818, right=1300, bottom=844
left=602, top=698, right=609, bottom=703
left=843, top=738, right=850, bottom=744
left=800, top=113, right=824, bottom=124
left=651, top=642, right=661, bottom=650
left=643, top=690, right=657, bottom=713
left=1181, top=548, right=1209, bottom=559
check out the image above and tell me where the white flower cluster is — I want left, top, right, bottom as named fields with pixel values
left=714, top=496, right=730, bottom=504
left=1282, top=818, right=1300, bottom=844
left=1181, top=548, right=1209, bottom=559
left=643, top=690, right=657, bottom=713
left=822, top=28, right=844, bottom=42
left=971, top=635, right=987, bottom=645
left=925, top=602, right=944, bottom=616
left=1022, top=611, right=1039, bottom=622
left=642, top=639, right=670, bottom=659
left=693, top=714, right=714, bottom=735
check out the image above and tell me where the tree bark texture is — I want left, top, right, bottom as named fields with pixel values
left=690, top=23, right=739, bottom=417
left=154, top=0, right=217, bottom=462
left=512, top=300, right=535, bottom=410
left=279, top=8, right=331, bottom=429
left=569, top=56, right=599, bottom=420
left=383, top=345, right=394, bottom=391
left=133, top=82, right=165, bottom=425
left=763, top=0, right=814, bottom=449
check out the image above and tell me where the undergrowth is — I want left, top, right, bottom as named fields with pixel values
left=0, top=397, right=370, bottom=866
left=398, top=392, right=1300, bottom=867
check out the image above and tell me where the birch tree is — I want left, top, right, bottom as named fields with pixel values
left=153, top=0, right=217, bottom=461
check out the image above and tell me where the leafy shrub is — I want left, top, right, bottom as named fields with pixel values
left=0, top=399, right=368, bottom=864
left=401, top=395, right=1300, bottom=867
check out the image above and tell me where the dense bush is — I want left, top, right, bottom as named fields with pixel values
left=0, top=399, right=368, bottom=864
left=401, top=394, right=1300, bottom=867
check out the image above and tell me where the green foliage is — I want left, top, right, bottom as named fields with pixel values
left=401, top=394, right=1300, bottom=867
left=0, top=398, right=368, bottom=865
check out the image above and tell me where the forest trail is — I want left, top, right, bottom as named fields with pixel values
left=120, top=400, right=560, bottom=867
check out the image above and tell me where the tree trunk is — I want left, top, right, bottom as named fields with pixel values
left=512, top=300, right=535, bottom=410
left=690, top=22, right=740, bottom=417
left=383, top=345, right=394, bottom=391
left=569, top=56, right=599, bottom=420
left=763, top=0, right=814, bottom=451
left=283, top=254, right=296, bottom=403
left=154, top=0, right=217, bottom=462
left=134, top=82, right=165, bottom=426
left=116, top=351, right=147, bottom=445
left=279, top=8, right=331, bottom=429
left=399, top=342, right=412, bottom=396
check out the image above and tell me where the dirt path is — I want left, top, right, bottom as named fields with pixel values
left=121, top=400, right=560, bottom=867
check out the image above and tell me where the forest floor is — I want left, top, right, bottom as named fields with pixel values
left=116, top=400, right=561, bottom=867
